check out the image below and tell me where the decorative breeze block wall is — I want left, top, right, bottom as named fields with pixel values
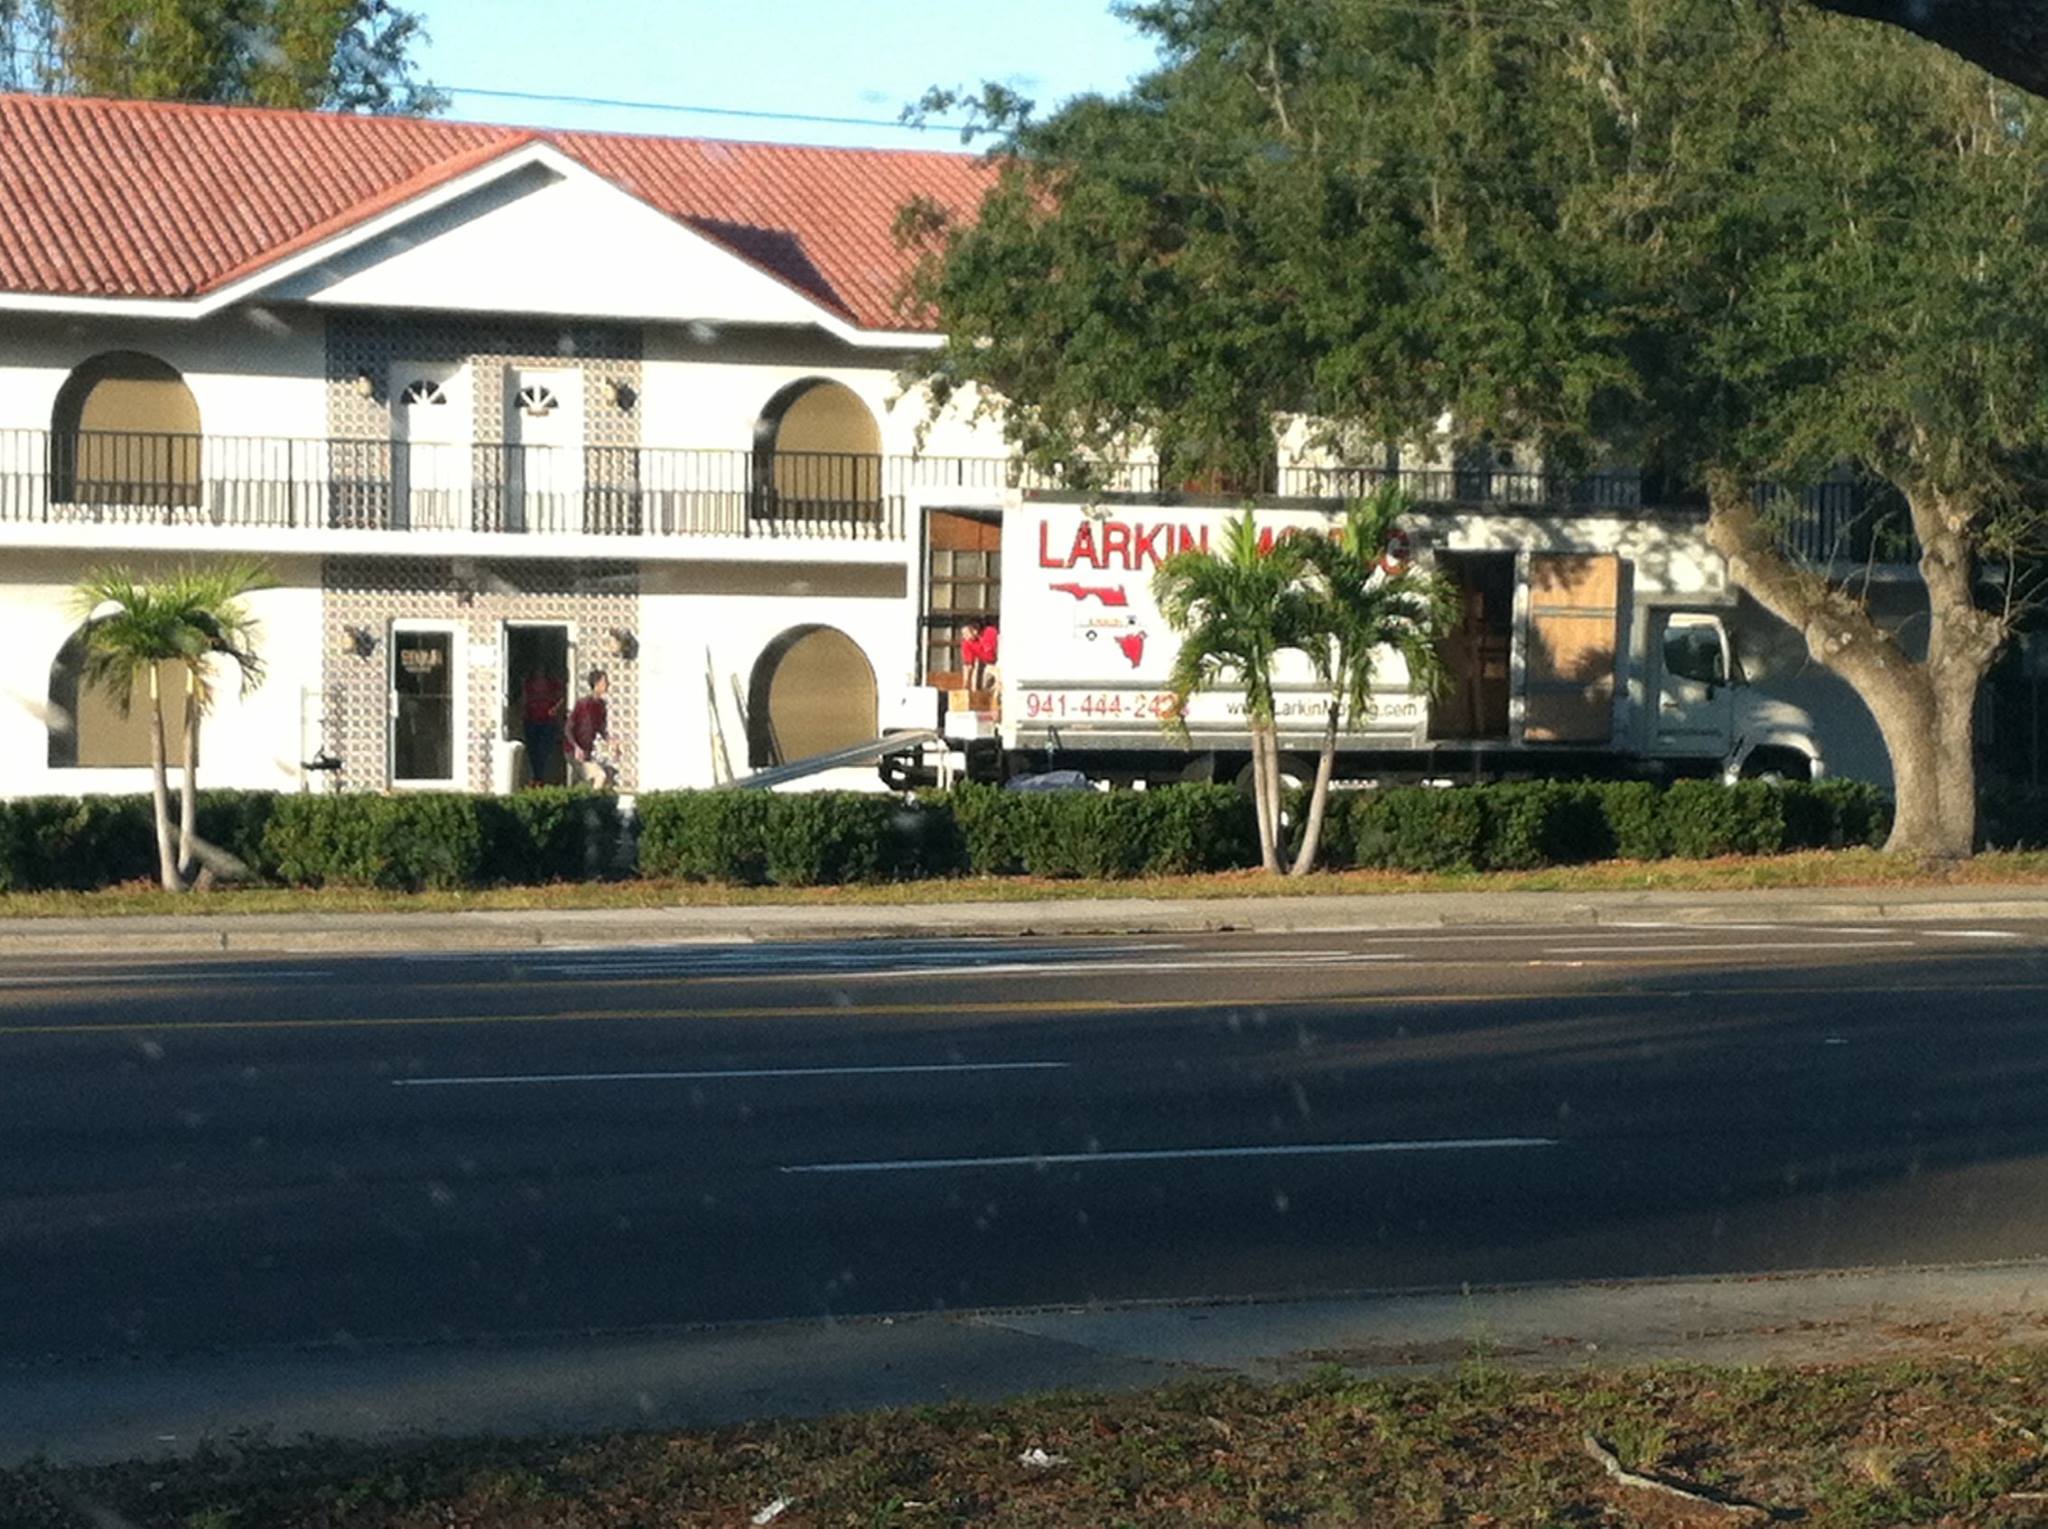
left=325, top=314, right=643, bottom=451
left=319, top=556, right=642, bottom=793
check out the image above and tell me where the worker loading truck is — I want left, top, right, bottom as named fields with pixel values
left=884, top=489, right=1897, bottom=792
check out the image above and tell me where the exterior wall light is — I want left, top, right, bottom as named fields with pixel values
left=610, top=380, right=638, bottom=411
left=352, top=369, right=375, bottom=400
left=610, top=627, right=639, bottom=660
left=343, top=625, right=377, bottom=659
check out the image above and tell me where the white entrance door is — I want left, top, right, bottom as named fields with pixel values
left=1653, top=611, right=1736, bottom=758
left=507, top=369, right=584, bottom=534
left=393, top=363, right=471, bottom=531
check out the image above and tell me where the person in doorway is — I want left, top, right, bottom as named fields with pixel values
left=961, top=623, right=999, bottom=692
left=566, top=668, right=615, bottom=789
left=521, top=667, right=566, bottom=787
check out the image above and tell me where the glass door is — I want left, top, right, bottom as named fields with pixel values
left=391, top=626, right=461, bottom=786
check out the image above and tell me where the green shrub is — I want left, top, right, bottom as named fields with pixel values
left=1350, top=788, right=1489, bottom=873
left=946, top=783, right=1255, bottom=879
left=1659, top=779, right=1787, bottom=858
left=1134, top=785, right=1259, bottom=875
left=945, top=782, right=1027, bottom=876
left=0, top=776, right=1912, bottom=895
left=193, top=790, right=282, bottom=880
left=1595, top=781, right=1669, bottom=861
left=1977, top=781, right=2048, bottom=850
left=479, top=789, right=622, bottom=883
left=1479, top=782, right=1616, bottom=870
left=263, top=794, right=485, bottom=890
left=638, top=791, right=944, bottom=885
left=761, top=793, right=903, bottom=886
left=1780, top=778, right=1892, bottom=851
left=0, top=795, right=156, bottom=891
left=636, top=790, right=773, bottom=882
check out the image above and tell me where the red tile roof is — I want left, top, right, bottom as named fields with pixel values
left=0, top=93, right=996, bottom=329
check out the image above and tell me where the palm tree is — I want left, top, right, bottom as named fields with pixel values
left=74, top=562, right=272, bottom=891
left=1153, top=512, right=1311, bottom=873
left=1290, top=488, right=1453, bottom=874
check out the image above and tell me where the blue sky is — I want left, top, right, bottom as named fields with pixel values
left=415, top=1, right=1162, bottom=149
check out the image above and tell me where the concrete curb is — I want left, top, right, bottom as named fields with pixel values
left=0, top=886, right=2045, bottom=955
left=6, top=1259, right=2047, bottom=1466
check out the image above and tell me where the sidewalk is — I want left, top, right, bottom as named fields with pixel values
left=2, top=883, right=2048, bottom=954
left=6, top=1260, right=2045, bottom=1466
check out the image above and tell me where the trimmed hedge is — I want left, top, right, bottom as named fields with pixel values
left=0, top=776, right=1904, bottom=894
left=267, top=790, right=625, bottom=890
left=943, top=782, right=1256, bottom=879
left=1317, top=777, right=1892, bottom=874
left=637, top=790, right=925, bottom=886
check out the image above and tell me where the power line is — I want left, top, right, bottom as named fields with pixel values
left=437, top=84, right=961, bottom=135
left=0, top=43, right=969, bottom=133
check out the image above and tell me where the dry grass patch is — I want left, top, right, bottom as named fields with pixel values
left=8, top=1351, right=2048, bottom=1526
left=4, top=849, right=2048, bottom=921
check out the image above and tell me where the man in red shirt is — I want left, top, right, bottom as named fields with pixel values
left=520, top=669, right=566, bottom=786
left=566, top=669, right=613, bottom=789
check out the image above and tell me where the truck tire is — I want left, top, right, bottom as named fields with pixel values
left=1232, top=754, right=1316, bottom=827
left=1740, top=746, right=1814, bottom=783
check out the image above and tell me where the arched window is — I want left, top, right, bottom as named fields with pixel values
left=751, top=379, right=883, bottom=527
left=47, top=625, right=185, bottom=769
left=50, top=352, right=202, bottom=509
left=747, top=624, right=878, bottom=767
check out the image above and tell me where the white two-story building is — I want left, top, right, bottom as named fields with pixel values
left=0, top=91, right=1056, bottom=797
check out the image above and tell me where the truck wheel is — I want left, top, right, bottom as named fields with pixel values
left=1740, top=747, right=1813, bottom=784
left=1232, top=755, right=1316, bottom=827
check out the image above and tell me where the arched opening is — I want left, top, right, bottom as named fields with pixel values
left=751, top=379, right=883, bottom=528
left=747, top=624, right=878, bottom=767
left=50, top=352, right=202, bottom=509
left=47, top=625, right=185, bottom=769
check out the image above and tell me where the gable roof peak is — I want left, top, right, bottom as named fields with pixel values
left=0, top=91, right=995, bottom=330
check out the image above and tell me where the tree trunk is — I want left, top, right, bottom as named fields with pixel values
left=176, top=666, right=200, bottom=882
left=145, top=667, right=183, bottom=893
left=1249, top=720, right=1281, bottom=873
left=1260, top=720, right=1287, bottom=868
left=1290, top=703, right=1341, bottom=876
left=1704, top=475, right=2000, bottom=862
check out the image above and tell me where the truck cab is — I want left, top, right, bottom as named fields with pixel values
left=1648, top=608, right=1821, bottom=780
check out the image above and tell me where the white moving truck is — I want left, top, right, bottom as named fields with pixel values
left=883, top=490, right=1893, bottom=790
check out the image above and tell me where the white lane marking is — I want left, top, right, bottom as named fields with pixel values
left=1568, top=921, right=1782, bottom=932
left=1923, top=929, right=2023, bottom=940
left=523, top=953, right=1411, bottom=981
left=541, top=942, right=1181, bottom=962
left=1544, top=940, right=1917, bottom=956
left=781, top=1137, right=1558, bottom=1174
left=832, top=955, right=1412, bottom=979
left=393, top=1061, right=1072, bottom=1088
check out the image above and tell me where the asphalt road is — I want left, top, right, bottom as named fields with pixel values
left=5, top=919, right=2048, bottom=1362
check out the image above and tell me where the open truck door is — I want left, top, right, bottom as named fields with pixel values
left=1524, top=553, right=1621, bottom=744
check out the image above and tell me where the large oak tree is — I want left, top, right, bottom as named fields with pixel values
left=904, top=0, right=2048, bottom=858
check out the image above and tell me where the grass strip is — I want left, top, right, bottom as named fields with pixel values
left=7, top=1350, right=2048, bottom=1526
left=4, top=848, right=2048, bottom=920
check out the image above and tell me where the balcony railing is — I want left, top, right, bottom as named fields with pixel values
left=2, top=431, right=1028, bottom=541
left=1762, top=479, right=1916, bottom=567
left=0, top=428, right=1722, bottom=543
